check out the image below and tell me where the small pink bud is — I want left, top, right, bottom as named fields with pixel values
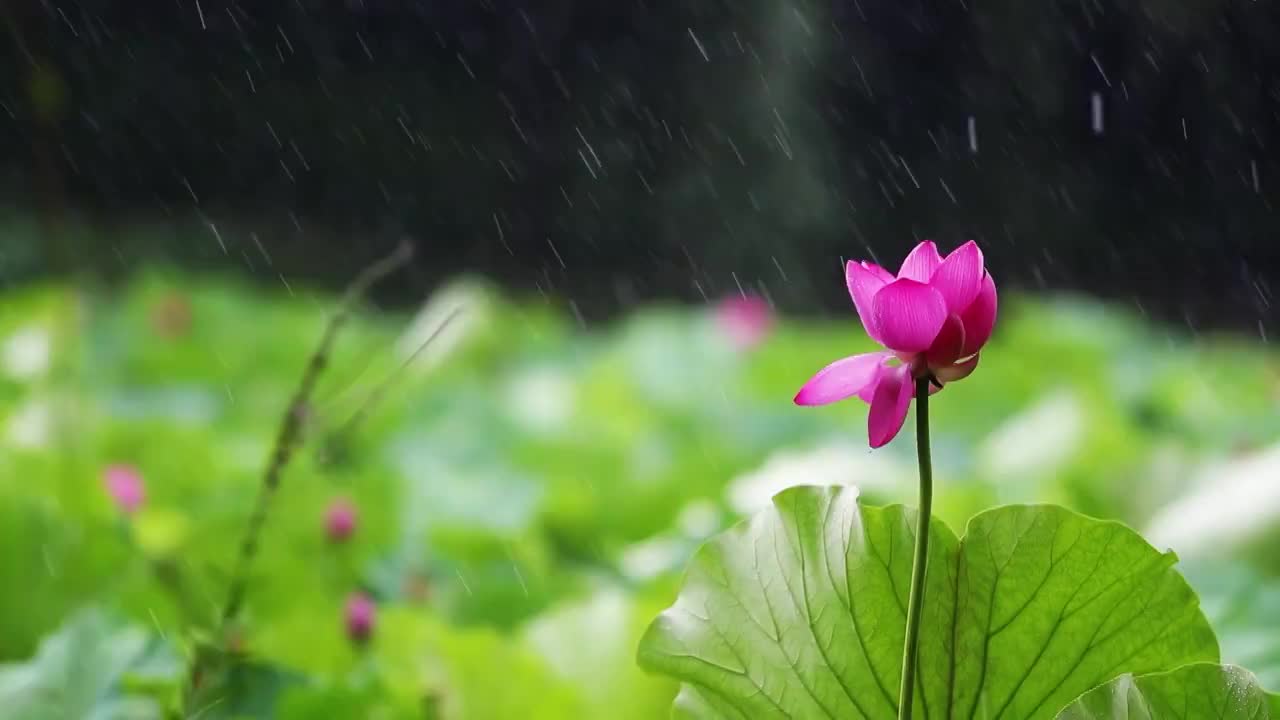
left=324, top=498, right=358, bottom=542
left=103, top=465, right=145, bottom=514
left=715, top=295, right=774, bottom=351
left=344, top=592, right=376, bottom=643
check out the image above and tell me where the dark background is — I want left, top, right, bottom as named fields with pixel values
left=2, top=0, right=1278, bottom=331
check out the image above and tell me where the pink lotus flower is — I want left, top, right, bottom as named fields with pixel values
left=794, top=240, right=997, bottom=447
left=103, top=465, right=145, bottom=514
left=715, top=295, right=774, bottom=350
left=324, top=498, right=358, bottom=542
left=345, top=592, right=376, bottom=643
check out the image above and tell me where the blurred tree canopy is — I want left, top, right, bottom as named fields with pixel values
left=1, top=0, right=1277, bottom=329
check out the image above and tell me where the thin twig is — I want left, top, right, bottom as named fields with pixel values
left=327, top=304, right=465, bottom=443
left=183, top=242, right=413, bottom=714
left=220, top=241, right=413, bottom=624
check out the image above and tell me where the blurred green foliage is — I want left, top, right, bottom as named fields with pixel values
left=0, top=271, right=1277, bottom=717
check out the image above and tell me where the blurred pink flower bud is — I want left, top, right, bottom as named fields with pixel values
left=715, top=295, right=774, bottom=350
left=324, top=498, right=358, bottom=542
left=345, top=592, right=376, bottom=643
left=103, top=465, right=145, bottom=514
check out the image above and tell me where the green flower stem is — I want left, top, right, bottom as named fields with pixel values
left=898, top=376, right=933, bottom=720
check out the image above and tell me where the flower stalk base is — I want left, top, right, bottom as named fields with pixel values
left=897, top=376, right=933, bottom=720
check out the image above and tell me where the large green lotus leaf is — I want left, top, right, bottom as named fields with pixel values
left=0, top=608, right=177, bottom=720
left=0, top=284, right=82, bottom=393
left=186, top=660, right=308, bottom=720
left=276, top=683, right=417, bottom=720
left=96, top=273, right=337, bottom=388
left=522, top=588, right=678, bottom=720
left=1056, top=663, right=1280, bottom=718
left=610, top=308, right=740, bottom=413
left=1183, top=561, right=1280, bottom=691
left=0, top=481, right=134, bottom=660
left=374, top=608, right=584, bottom=719
left=1132, top=345, right=1280, bottom=450
left=638, top=485, right=1217, bottom=720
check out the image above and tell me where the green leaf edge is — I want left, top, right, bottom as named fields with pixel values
left=636, top=484, right=1221, bottom=720
left=1056, top=662, right=1280, bottom=718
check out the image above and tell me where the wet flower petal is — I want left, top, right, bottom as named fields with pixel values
left=897, top=241, right=944, bottom=283
left=845, top=261, right=890, bottom=342
left=868, top=364, right=914, bottom=448
left=794, top=240, right=995, bottom=449
left=863, top=262, right=894, bottom=283
left=871, top=279, right=948, bottom=353
left=959, top=273, right=998, bottom=356
left=924, top=314, right=966, bottom=367
left=855, top=358, right=890, bottom=403
left=794, top=351, right=891, bottom=406
left=930, top=241, right=985, bottom=314
left=935, top=353, right=980, bottom=384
